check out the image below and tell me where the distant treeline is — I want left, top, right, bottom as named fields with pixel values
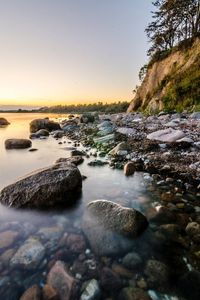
left=0, top=101, right=130, bottom=114
left=40, top=101, right=129, bottom=113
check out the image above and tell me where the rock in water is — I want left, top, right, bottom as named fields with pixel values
left=85, top=200, right=148, bottom=237
left=80, top=279, right=100, bottom=300
left=30, top=118, right=61, bottom=133
left=0, top=163, right=82, bottom=208
left=83, top=200, right=148, bottom=255
left=0, top=118, right=10, bottom=126
left=10, top=237, right=45, bottom=270
left=20, top=285, right=41, bottom=300
left=5, top=139, right=32, bottom=149
left=47, top=260, right=77, bottom=300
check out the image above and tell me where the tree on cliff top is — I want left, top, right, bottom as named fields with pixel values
left=146, top=0, right=200, bottom=58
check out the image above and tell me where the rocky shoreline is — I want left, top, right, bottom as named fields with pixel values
left=0, top=112, right=200, bottom=300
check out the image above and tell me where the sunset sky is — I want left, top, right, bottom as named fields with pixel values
left=0, top=0, right=152, bottom=108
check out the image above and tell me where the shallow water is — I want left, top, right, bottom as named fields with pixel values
left=0, top=113, right=197, bottom=299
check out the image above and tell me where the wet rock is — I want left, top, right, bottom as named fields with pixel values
left=52, top=130, right=65, bottom=138
left=71, top=149, right=85, bottom=156
left=10, top=237, right=45, bottom=270
left=42, top=284, right=59, bottom=300
left=20, top=284, right=41, bottom=300
left=80, top=113, right=95, bottom=124
left=124, top=162, right=136, bottom=176
left=147, top=128, right=185, bottom=143
left=88, top=160, right=108, bottom=167
left=47, top=260, right=77, bottom=300
left=65, top=233, right=86, bottom=254
left=0, top=248, right=16, bottom=266
left=29, top=148, right=38, bottom=152
left=93, top=134, right=115, bottom=144
left=119, top=287, right=152, bottom=300
left=112, top=263, right=133, bottom=279
left=0, top=117, right=10, bottom=125
left=5, top=139, right=32, bottom=149
left=122, top=252, right=142, bottom=269
left=85, top=200, right=148, bottom=238
left=0, top=230, right=19, bottom=250
left=30, top=129, right=49, bottom=139
left=0, top=163, right=82, bottom=208
left=100, top=267, right=122, bottom=291
left=178, top=270, right=200, bottom=300
left=30, top=118, right=61, bottom=133
left=37, top=226, right=63, bottom=241
left=55, top=156, right=84, bottom=166
left=144, top=259, right=169, bottom=288
left=108, top=142, right=128, bottom=156
left=185, top=222, right=200, bottom=243
left=80, top=279, right=100, bottom=300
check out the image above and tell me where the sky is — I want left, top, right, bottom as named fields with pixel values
left=0, top=0, right=152, bottom=108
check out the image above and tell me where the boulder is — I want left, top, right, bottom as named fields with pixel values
left=147, top=128, right=185, bottom=143
left=20, top=285, right=41, bottom=300
left=47, top=261, right=77, bottom=300
left=83, top=200, right=148, bottom=255
left=55, top=156, right=84, bottom=166
left=10, top=237, right=45, bottom=270
left=30, top=118, right=61, bottom=133
left=0, top=118, right=10, bottom=126
left=52, top=130, right=65, bottom=138
left=5, top=139, right=32, bottom=149
left=30, top=129, right=49, bottom=139
left=0, top=163, right=82, bottom=208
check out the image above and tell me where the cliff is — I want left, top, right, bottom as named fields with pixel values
left=128, top=37, right=200, bottom=113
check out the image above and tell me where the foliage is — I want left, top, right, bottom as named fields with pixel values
left=146, top=0, right=200, bottom=59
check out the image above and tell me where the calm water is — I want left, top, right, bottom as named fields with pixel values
left=0, top=113, right=194, bottom=299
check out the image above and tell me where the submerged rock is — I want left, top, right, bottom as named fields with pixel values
left=0, top=230, right=19, bottom=250
left=10, top=237, right=45, bottom=270
left=30, top=129, right=49, bottom=139
left=20, top=284, right=41, bottom=300
left=0, top=118, right=10, bottom=126
left=0, top=163, right=82, bottom=208
left=80, top=279, right=100, bottom=300
left=47, top=260, right=77, bottom=300
left=83, top=200, right=148, bottom=255
left=5, top=139, right=32, bottom=149
left=55, top=156, right=84, bottom=166
left=30, top=118, right=61, bottom=133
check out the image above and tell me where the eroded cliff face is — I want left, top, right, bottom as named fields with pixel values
left=128, top=38, right=200, bottom=113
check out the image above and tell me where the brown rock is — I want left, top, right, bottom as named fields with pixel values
left=47, top=261, right=77, bottom=300
left=43, top=284, right=59, bottom=300
left=0, top=118, right=10, bottom=125
left=124, top=162, right=136, bottom=176
left=0, top=230, right=19, bottom=250
left=5, top=139, right=32, bottom=149
left=20, top=285, right=41, bottom=300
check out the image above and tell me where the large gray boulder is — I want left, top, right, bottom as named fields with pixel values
left=0, top=163, right=82, bottom=208
left=30, top=118, right=61, bottom=133
left=5, top=139, right=32, bottom=149
left=83, top=200, right=148, bottom=255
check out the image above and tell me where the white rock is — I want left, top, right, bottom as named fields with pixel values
left=147, top=128, right=185, bottom=143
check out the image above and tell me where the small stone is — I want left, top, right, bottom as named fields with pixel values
left=122, top=252, right=142, bottom=269
left=20, top=284, right=41, bottom=300
left=124, top=162, right=136, bottom=176
left=80, top=279, right=100, bottom=300
left=42, top=284, right=59, bottom=300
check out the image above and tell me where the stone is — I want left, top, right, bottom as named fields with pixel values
left=55, top=156, right=84, bottom=166
left=185, top=222, right=200, bottom=243
left=88, top=160, right=108, bottom=167
left=80, top=279, right=100, bottom=300
left=52, top=130, right=65, bottom=138
left=190, top=112, right=200, bottom=119
left=80, top=113, right=95, bottom=123
left=93, top=134, right=115, bottom=144
left=65, top=233, right=86, bottom=254
left=85, top=200, right=148, bottom=238
left=42, top=284, right=59, bottom=300
left=119, top=287, right=152, bottom=300
left=5, top=139, right=32, bottom=149
left=30, top=129, right=49, bottom=139
left=83, top=200, right=148, bottom=255
left=30, top=118, right=61, bottom=133
left=100, top=267, right=122, bottom=291
left=109, top=142, right=128, bottom=156
left=47, top=261, right=77, bottom=300
left=0, top=117, right=10, bottom=125
left=20, top=285, right=41, bottom=300
left=124, top=162, right=136, bottom=176
left=0, top=230, right=19, bottom=250
left=71, top=149, right=85, bottom=156
left=122, top=252, right=142, bottom=269
left=37, top=226, right=62, bottom=241
left=147, top=128, right=185, bottom=143
left=10, top=237, right=45, bottom=270
left=144, top=260, right=169, bottom=288
left=0, top=163, right=82, bottom=208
